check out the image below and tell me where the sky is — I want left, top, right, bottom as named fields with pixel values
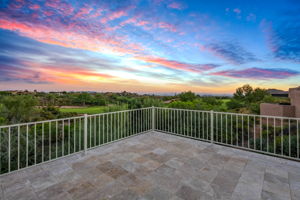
left=0, top=0, right=299, bottom=94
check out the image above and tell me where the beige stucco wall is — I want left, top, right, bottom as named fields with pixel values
left=260, top=103, right=295, bottom=117
left=289, top=87, right=300, bottom=118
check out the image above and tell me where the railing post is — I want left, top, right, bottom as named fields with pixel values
left=84, top=114, right=88, bottom=154
left=152, top=106, right=155, bottom=131
left=210, top=110, right=214, bottom=143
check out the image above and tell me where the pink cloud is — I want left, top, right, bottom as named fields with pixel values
left=45, top=0, right=74, bottom=16
left=233, top=8, right=241, bottom=14
left=136, top=56, right=218, bottom=73
left=211, top=68, right=299, bottom=79
left=168, top=2, right=184, bottom=10
left=29, top=4, right=40, bottom=10
left=157, top=22, right=177, bottom=32
left=74, top=7, right=93, bottom=19
left=100, top=10, right=128, bottom=23
left=0, top=18, right=144, bottom=56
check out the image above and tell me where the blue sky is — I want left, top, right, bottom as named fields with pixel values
left=0, top=0, right=299, bottom=94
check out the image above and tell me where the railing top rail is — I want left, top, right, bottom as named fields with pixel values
left=155, top=107, right=211, bottom=113
left=0, top=115, right=85, bottom=129
left=155, top=107, right=300, bottom=121
left=212, top=111, right=300, bottom=120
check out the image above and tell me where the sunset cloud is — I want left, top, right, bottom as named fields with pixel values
left=136, top=56, right=219, bottom=73
left=202, top=42, right=257, bottom=64
left=211, top=68, right=299, bottom=79
left=168, top=2, right=185, bottom=10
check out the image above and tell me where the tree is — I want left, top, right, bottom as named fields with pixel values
left=0, top=95, right=38, bottom=124
left=178, top=91, right=197, bottom=102
left=76, top=93, right=92, bottom=106
left=227, top=84, right=274, bottom=113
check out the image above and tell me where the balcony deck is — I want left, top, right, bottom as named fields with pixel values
left=0, top=131, right=300, bottom=200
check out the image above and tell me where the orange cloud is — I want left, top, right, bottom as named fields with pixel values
left=136, top=56, right=218, bottom=73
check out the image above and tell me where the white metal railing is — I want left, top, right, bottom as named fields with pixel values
left=154, top=107, right=300, bottom=161
left=0, top=107, right=153, bottom=175
left=1, top=106, right=299, bottom=175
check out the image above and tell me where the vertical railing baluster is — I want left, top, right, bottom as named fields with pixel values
left=62, top=120, right=64, bottom=156
left=267, top=117, right=269, bottom=152
left=254, top=116, right=256, bottom=150
left=49, top=122, right=51, bottom=159
left=42, top=123, right=44, bottom=162
left=273, top=118, right=276, bottom=154
left=231, top=114, right=233, bottom=145
left=248, top=116, right=250, bottom=148
left=68, top=119, right=70, bottom=155
left=26, top=125, right=28, bottom=167
left=73, top=119, right=76, bottom=153
left=35, top=124, right=37, bottom=164
left=17, top=125, right=20, bottom=170
left=289, top=119, right=291, bottom=157
left=8, top=127, right=11, bottom=172
left=236, top=115, right=238, bottom=146
left=297, top=120, right=299, bottom=158
left=98, top=115, right=101, bottom=145
left=94, top=116, right=96, bottom=146
left=111, top=113, right=113, bottom=140
left=89, top=116, right=91, bottom=147
left=79, top=118, right=81, bottom=150
left=226, top=114, right=228, bottom=144
left=210, top=110, right=214, bottom=143
left=152, top=107, right=155, bottom=131
left=84, top=114, right=87, bottom=154
left=281, top=118, right=283, bottom=155
left=221, top=114, right=223, bottom=143
left=242, top=115, right=244, bottom=147
left=260, top=117, right=262, bottom=150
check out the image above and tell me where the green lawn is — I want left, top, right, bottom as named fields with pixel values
left=220, top=98, right=230, bottom=110
left=59, top=104, right=128, bottom=114
left=60, top=106, right=109, bottom=114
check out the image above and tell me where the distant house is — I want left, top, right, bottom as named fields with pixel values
left=266, top=89, right=288, bottom=97
left=260, top=87, right=300, bottom=118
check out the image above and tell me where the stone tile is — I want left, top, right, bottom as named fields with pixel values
left=1, top=131, right=300, bottom=200
left=67, top=181, right=96, bottom=199
left=120, top=161, right=142, bottom=173
left=105, top=165, right=129, bottom=179
left=142, top=159, right=162, bottom=171
left=211, top=169, right=241, bottom=199
left=262, top=180, right=291, bottom=199
left=197, top=166, right=219, bottom=183
left=165, top=158, right=184, bottom=169
left=264, top=172, right=289, bottom=185
left=95, top=181, right=125, bottom=199
left=142, top=187, right=173, bottom=200
left=289, top=172, right=300, bottom=200
left=0, top=184, right=3, bottom=200
left=232, top=180, right=262, bottom=200
left=36, top=182, right=72, bottom=200
left=176, top=184, right=212, bottom=200
left=152, top=148, right=167, bottom=155
left=28, top=171, right=58, bottom=192
left=5, top=187, right=38, bottom=200
left=261, top=190, right=290, bottom=200
left=265, top=167, right=288, bottom=179
left=110, top=189, right=140, bottom=200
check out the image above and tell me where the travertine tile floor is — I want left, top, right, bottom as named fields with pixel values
left=0, top=131, right=300, bottom=200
